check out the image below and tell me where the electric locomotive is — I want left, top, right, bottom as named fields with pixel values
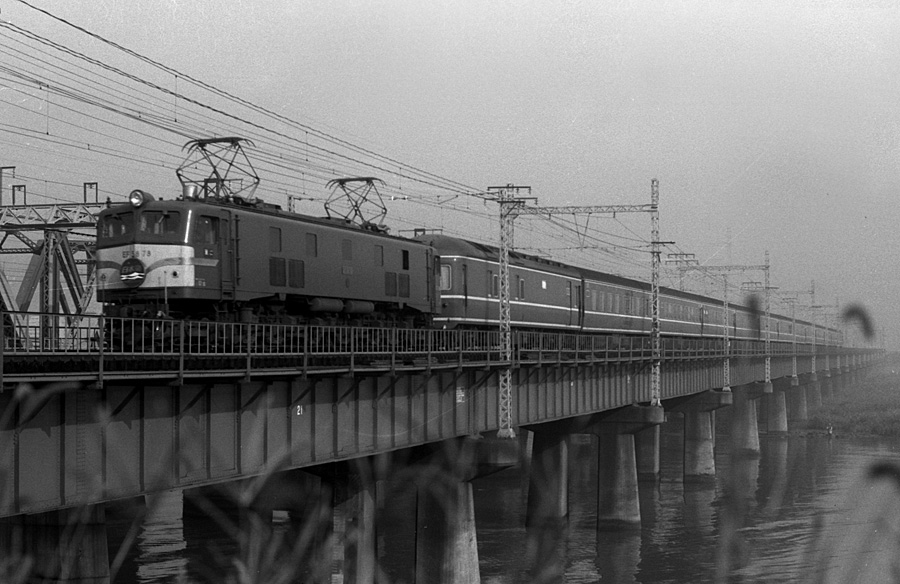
left=96, top=188, right=439, bottom=326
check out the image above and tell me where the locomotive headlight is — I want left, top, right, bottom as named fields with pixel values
left=129, top=189, right=154, bottom=208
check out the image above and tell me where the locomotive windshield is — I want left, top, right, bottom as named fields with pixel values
left=139, top=211, right=181, bottom=236
left=99, top=212, right=134, bottom=239
left=98, top=210, right=185, bottom=244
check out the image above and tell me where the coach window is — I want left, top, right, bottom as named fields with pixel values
left=193, top=216, right=219, bottom=245
left=440, top=265, right=452, bottom=291
left=518, top=276, right=525, bottom=300
left=491, top=273, right=499, bottom=297
left=269, top=227, right=282, bottom=253
left=306, top=233, right=318, bottom=257
left=342, top=239, right=353, bottom=261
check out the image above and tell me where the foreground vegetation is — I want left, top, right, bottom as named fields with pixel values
left=806, top=360, right=900, bottom=437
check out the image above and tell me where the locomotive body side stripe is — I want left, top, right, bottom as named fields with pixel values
left=97, top=244, right=209, bottom=290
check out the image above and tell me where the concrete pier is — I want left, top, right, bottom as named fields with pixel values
left=525, top=431, right=569, bottom=524
left=821, top=372, right=834, bottom=401
left=669, top=390, right=733, bottom=483
left=335, top=465, right=377, bottom=584
left=807, top=373, right=823, bottom=409
left=597, top=425, right=641, bottom=528
left=765, top=389, right=788, bottom=434
left=523, top=431, right=569, bottom=583
left=788, top=383, right=808, bottom=423
left=414, top=440, right=481, bottom=584
left=635, top=425, right=661, bottom=481
left=591, top=405, right=665, bottom=529
left=731, top=383, right=770, bottom=457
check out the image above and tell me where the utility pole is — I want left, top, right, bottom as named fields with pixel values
left=488, top=179, right=665, bottom=438
left=666, top=253, right=697, bottom=290
left=486, top=185, right=535, bottom=439
left=774, top=283, right=815, bottom=384
left=0, top=167, right=14, bottom=206
left=666, top=256, right=770, bottom=391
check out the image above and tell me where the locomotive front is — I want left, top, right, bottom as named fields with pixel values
left=96, top=189, right=223, bottom=318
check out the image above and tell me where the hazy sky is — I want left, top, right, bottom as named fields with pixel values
left=2, top=0, right=898, bottom=346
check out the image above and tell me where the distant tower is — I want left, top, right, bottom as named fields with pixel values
left=726, top=226, right=733, bottom=264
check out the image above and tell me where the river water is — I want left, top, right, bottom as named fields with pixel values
left=107, top=414, right=900, bottom=583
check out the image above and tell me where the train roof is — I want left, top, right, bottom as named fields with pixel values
left=416, top=234, right=581, bottom=276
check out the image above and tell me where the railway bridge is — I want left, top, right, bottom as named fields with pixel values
left=0, top=311, right=880, bottom=583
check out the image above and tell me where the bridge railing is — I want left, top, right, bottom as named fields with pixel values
left=0, top=311, right=837, bottom=373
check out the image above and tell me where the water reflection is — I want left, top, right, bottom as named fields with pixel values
left=139, top=492, right=188, bottom=582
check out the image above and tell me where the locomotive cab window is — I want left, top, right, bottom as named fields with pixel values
left=402, top=249, right=409, bottom=270
left=193, top=216, right=219, bottom=245
left=139, top=211, right=180, bottom=236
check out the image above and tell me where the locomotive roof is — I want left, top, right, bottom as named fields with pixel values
left=101, top=196, right=433, bottom=246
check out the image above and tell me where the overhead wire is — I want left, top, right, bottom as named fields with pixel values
left=0, top=4, right=668, bottom=283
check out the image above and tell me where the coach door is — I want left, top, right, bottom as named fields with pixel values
left=462, top=263, right=468, bottom=307
left=575, top=284, right=583, bottom=329
left=219, top=212, right=234, bottom=299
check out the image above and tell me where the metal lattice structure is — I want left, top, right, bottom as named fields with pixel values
left=489, top=180, right=663, bottom=437
left=0, top=196, right=105, bottom=346
left=176, top=137, right=260, bottom=202
left=324, top=177, right=388, bottom=229
left=666, top=257, right=770, bottom=391
left=487, top=185, right=534, bottom=439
